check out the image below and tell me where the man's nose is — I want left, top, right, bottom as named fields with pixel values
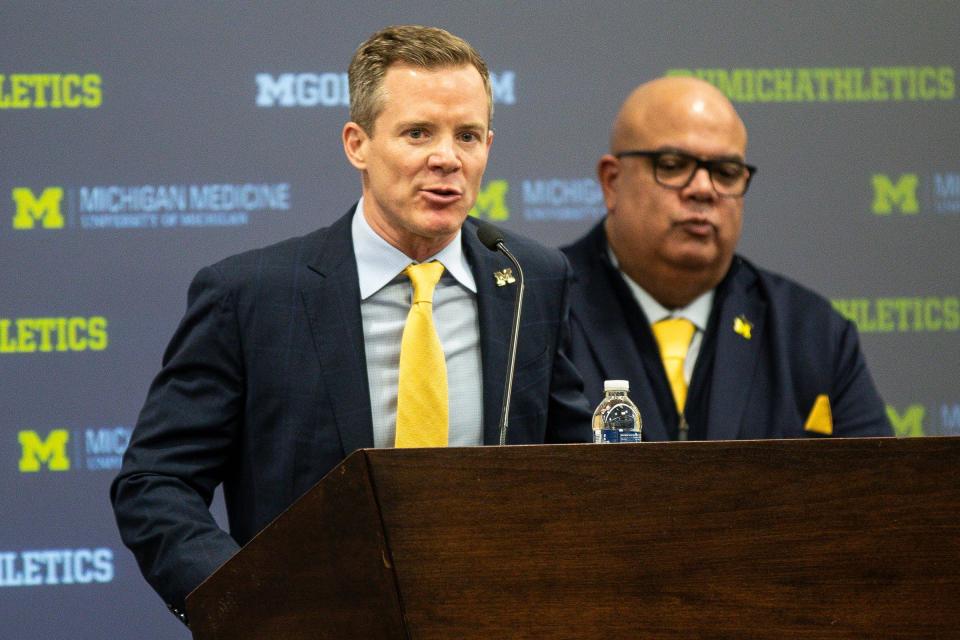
left=684, top=166, right=718, bottom=200
left=427, top=137, right=462, bottom=173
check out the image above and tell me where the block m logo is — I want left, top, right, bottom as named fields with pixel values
left=18, top=429, right=70, bottom=472
left=886, top=404, right=925, bottom=437
left=871, top=174, right=919, bottom=215
left=12, top=187, right=65, bottom=229
left=469, top=180, right=509, bottom=221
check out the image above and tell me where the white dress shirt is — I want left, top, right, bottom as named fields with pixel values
left=353, top=199, right=484, bottom=448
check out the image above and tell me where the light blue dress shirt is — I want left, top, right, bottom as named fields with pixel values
left=352, top=198, right=484, bottom=448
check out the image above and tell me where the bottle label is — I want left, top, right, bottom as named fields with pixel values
left=595, top=429, right=642, bottom=444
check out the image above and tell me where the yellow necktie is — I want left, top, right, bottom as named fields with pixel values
left=652, top=318, right=696, bottom=414
left=395, top=261, right=448, bottom=448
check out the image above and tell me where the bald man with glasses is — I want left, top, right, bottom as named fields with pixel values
left=562, top=76, right=891, bottom=441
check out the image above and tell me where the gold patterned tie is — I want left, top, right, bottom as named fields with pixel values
left=652, top=318, right=696, bottom=414
left=395, top=261, right=448, bottom=448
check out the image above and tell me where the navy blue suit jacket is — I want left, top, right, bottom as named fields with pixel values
left=562, top=222, right=891, bottom=441
left=111, top=207, right=591, bottom=611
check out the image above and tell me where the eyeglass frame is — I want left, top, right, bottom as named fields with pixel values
left=614, top=149, right=757, bottom=197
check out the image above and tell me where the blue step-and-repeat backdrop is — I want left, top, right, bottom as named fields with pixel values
left=2, top=2, right=957, bottom=638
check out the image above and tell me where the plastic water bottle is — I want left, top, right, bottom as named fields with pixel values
left=592, top=380, right=642, bottom=443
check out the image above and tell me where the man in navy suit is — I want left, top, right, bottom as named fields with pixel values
left=562, top=76, right=891, bottom=441
left=111, top=25, right=591, bottom=623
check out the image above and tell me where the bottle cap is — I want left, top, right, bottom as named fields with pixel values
left=603, top=379, right=630, bottom=392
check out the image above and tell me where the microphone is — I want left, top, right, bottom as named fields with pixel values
left=476, top=221, right=525, bottom=446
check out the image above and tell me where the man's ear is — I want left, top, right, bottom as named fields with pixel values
left=342, top=121, right=369, bottom=170
left=597, top=154, right=620, bottom=213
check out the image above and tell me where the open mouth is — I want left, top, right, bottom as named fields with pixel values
left=421, top=187, right=463, bottom=204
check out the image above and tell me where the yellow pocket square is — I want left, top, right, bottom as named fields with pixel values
left=804, top=394, right=833, bottom=435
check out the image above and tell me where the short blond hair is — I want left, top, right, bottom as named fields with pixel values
left=348, top=25, right=492, bottom=134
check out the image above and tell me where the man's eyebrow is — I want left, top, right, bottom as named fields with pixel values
left=391, top=120, right=488, bottom=134
left=655, top=145, right=745, bottom=163
left=394, top=120, right=432, bottom=130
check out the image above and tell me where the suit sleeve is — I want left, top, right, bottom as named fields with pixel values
left=110, top=265, right=244, bottom=615
left=545, top=256, right=595, bottom=443
left=828, top=316, right=893, bottom=437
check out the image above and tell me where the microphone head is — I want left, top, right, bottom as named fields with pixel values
left=476, top=220, right=505, bottom=251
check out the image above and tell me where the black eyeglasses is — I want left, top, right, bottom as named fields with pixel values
left=615, top=149, right=757, bottom=197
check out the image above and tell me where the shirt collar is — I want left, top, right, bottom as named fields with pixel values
left=607, top=244, right=714, bottom=330
left=352, top=197, right=477, bottom=299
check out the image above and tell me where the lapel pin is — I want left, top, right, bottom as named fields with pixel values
left=733, top=315, right=753, bottom=340
left=493, top=268, right=516, bottom=287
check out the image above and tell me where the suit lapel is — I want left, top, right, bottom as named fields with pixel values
left=463, top=226, right=516, bottom=445
left=301, top=207, right=375, bottom=454
left=706, top=261, right=766, bottom=440
left=576, top=228, right=672, bottom=440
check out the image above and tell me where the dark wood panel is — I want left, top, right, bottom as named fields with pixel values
left=367, top=438, right=959, bottom=639
left=187, top=452, right=405, bottom=640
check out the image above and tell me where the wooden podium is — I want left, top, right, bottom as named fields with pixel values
left=186, top=437, right=960, bottom=639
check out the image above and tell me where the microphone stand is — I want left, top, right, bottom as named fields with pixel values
left=476, top=221, right=525, bottom=446
left=495, top=243, right=524, bottom=445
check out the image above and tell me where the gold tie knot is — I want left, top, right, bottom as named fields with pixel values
left=652, top=317, right=696, bottom=359
left=405, top=261, right=445, bottom=304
